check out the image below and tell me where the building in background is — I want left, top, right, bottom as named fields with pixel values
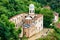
left=53, top=12, right=59, bottom=23
left=10, top=4, right=43, bottom=37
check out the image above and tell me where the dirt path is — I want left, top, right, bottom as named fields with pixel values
left=28, top=28, right=53, bottom=40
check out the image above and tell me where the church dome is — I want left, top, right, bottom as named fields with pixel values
left=29, top=4, right=34, bottom=10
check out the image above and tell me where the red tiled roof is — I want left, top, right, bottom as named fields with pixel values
left=54, top=13, right=58, bottom=16
left=57, top=23, right=60, bottom=28
left=53, top=12, right=59, bottom=16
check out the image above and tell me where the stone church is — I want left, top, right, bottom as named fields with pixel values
left=10, top=4, right=43, bottom=37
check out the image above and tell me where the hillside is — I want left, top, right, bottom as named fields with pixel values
left=0, top=0, right=60, bottom=40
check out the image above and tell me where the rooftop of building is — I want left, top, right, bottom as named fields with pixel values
left=23, top=23, right=35, bottom=28
left=56, top=23, right=60, bottom=28
left=9, top=4, right=43, bottom=29
left=9, top=13, right=28, bottom=20
left=10, top=13, right=43, bottom=20
left=23, top=14, right=43, bottom=28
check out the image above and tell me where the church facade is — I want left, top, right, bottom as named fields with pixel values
left=10, top=4, right=43, bottom=37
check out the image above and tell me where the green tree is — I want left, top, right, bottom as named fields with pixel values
left=0, top=14, right=21, bottom=40
left=33, top=0, right=60, bottom=16
left=0, top=0, right=42, bottom=18
left=40, top=8, right=54, bottom=27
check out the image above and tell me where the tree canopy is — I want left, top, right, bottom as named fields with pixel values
left=0, top=14, right=21, bottom=40
left=33, top=0, right=60, bottom=16
left=40, top=8, right=54, bottom=27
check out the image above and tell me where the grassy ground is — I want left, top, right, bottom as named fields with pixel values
left=21, top=35, right=28, bottom=40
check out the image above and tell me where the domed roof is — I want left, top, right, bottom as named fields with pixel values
left=29, top=4, right=34, bottom=9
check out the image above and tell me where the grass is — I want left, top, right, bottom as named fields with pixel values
left=22, top=35, right=28, bottom=40
left=57, top=17, right=60, bottom=23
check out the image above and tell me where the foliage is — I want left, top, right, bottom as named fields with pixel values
left=22, top=35, right=28, bottom=40
left=0, top=14, right=21, bottom=40
left=0, top=0, right=60, bottom=40
left=40, top=8, right=54, bottom=27
left=33, top=0, right=60, bottom=17
left=0, top=0, right=42, bottom=18
left=0, top=0, right=54, bottom=28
